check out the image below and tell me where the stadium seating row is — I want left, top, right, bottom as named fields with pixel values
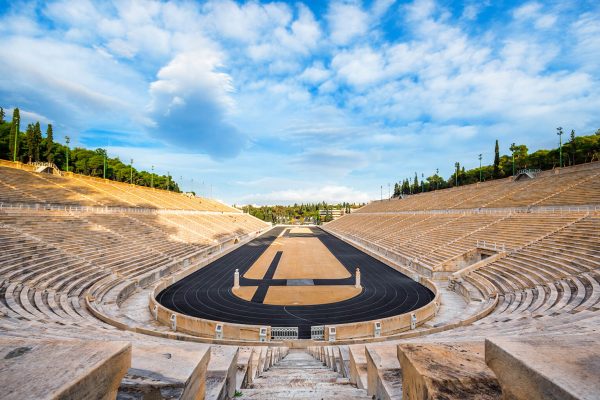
left=359, top=161, right=600, bottom=212
left=0, top=162, right=235, bottom=211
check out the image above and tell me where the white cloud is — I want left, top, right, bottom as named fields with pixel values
left=299, top=61, right=331, bottom=84
left=148, top=49, right=246, bottom=157
left=332, top=46, right=385, bottom=86
left=241, top=185, right=371, bottom=205
left=327, top=2, right=369, bottom=45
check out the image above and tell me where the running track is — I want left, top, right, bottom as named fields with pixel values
left=156, top=226, right=434, bottom=338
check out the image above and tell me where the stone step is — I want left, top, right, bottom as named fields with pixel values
left=237, top=387, right=371, bottom=399
left=249, top=379, right=354, bottom=389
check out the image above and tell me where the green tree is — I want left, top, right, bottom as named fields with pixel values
left=493, top=139, right=500, bottom=178
left=412, top=173, right=419, bottom=193
left=25, top=124, right=35, bottom=163
left=33, top=122, right=42, bottom=162
left=0, top=107, right=4, bottom=124
left=9, top=108, right=20, bottom=161
left=45, top=124, right=54, bottom=163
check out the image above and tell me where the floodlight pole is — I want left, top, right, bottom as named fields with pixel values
left=130, top=159, right=133, bottom=184
left=151, top=165, right=154, bottom=188
left=13, top=115, right=19, bottom=162
left=511, top=143, right=516, bottom=176
left=478, top=154, right=482, bottom=182
left=421, top=173, right=424, bottom=193
left=557, top=127, right=563, bottom=168
left=65, top=136, right=70, bottom=172
left=103, top=149, right=107, bottom=179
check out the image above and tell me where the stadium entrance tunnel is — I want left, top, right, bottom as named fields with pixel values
left=154, top=226, right=436, bottom=340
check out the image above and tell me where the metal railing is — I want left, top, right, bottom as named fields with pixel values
left=352, top=204, right=599, bottom=216
left=0, top=201, right=244, bottom=216
left=476, top=240, right=510, bottom=252
left=311, top=325, right=325, bottom=340
left=271, top=327, right=298, bottom=340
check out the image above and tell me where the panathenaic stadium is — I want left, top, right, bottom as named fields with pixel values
left=0, top=159, right=598, bottom=400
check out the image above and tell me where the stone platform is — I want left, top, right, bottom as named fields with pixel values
left=0, top=337, right=131, bottom=400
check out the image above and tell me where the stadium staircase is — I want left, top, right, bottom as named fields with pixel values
left=239, top=349, right=370, bottom=399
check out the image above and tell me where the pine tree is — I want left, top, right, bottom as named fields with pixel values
left=9, top=108, right=20, bottom=161
left=45, top=124, right=54, bottom=163
left=493, top=139, right=500, bottom=178
left=0, top=107, right=5, bottom=124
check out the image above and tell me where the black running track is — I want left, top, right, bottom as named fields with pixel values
left=156, top=226, right=434, bottom=338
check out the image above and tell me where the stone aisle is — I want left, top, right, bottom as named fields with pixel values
left=238, top=349, right=370, bottom=399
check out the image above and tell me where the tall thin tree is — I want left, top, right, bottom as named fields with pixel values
left=25, top=123, right=35, bottom=163
left=33, top=122, right=42, bottom=162
left=0, top=107, right=5, bottom=124
left=45, top=124, right=54, bottom=163
left=493, top=139, right=500, bottom=178
left=9, top=108, right=20, bottom=162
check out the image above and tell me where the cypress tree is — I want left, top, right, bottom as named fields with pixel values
left=45, top=124, right=54, bottom=163
left=413, top=172, right=419, bottom=193
left=9, top=108, right=20, bottom=161
left=493, top=139, right=500, bottom=178
left=0, top=107, right=5, bottom=124
left=33, top=122, right=42, bottom=162
left=25, top=123, right=35, bottom=163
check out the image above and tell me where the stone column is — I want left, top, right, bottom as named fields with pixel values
left=234, top=269, right=240, bottom=289
left=355, top=267, right=361, bottom=289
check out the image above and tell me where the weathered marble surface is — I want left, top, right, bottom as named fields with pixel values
left=485, top=335, right=600, bottom=400
left=0, top=337, right=131, bottom=400
left=397, top=341, right=501, bottom=400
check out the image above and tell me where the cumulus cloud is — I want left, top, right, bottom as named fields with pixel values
left=326, top=2, right=369, bottom=45
left=147, top=50, right=246, bottom=157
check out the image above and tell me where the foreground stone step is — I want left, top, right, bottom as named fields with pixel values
left=397, top=342, right=501, bottom=400
left=237, top=387, right=371, bottom=399
left=0, top=337, right=131, bottom=400
left=485, top=335, right=600, bottom=400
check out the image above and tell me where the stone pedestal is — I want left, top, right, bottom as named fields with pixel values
left=355, top=267, right=361, bottom=288
left=234, top=269, right=240, bottom=289
left=0, top=338, right=131, bottom=400
left=485, top=335, right=600, bottom=400
left=397, top=342, right=501, bottom=400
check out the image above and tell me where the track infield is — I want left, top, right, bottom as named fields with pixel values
left=156, top=226, right=434, bottom=339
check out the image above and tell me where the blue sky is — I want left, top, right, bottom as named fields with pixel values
left=1, top=0, right=599, bottom=205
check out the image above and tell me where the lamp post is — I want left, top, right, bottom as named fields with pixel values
left=103, top=149, right=107, bottom=179
left=557, top=127, right=563, bottom=168
left=167, top=172, right=170, bottom=191
left=478, top=154, right=482, bottom=182
left=65, top=136, right=70, bottom=172
left=380, top=185, right=382, bottom=201
left=454, top=162, right=459, bottom=187
left=12, top=114, right=19, bottom=162
left=421, top=173, right=424, bottom=193
left=130, top=159, right=133, bottom=184
left=436, top=168, right=439, bottom=190
left=151, top=165, right=154, bottom=188
left=387, top=183, right=390, bottom=199
left=510, top=143, right=516, bottom=176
